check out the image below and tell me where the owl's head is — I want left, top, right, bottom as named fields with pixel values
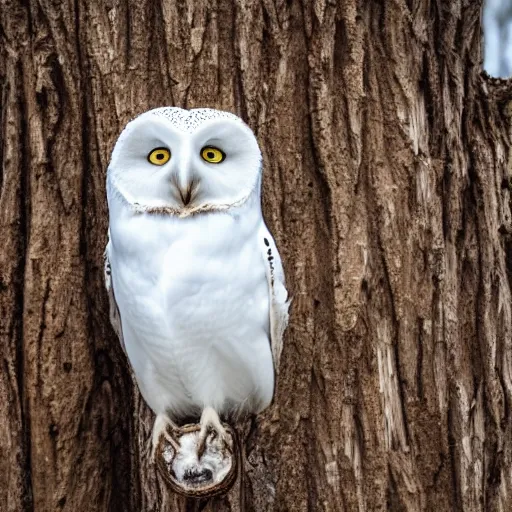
left=107, top=107, right=262, bottom=215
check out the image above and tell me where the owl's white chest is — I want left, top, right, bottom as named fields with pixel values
left=108, top=195, right=274, bottom=419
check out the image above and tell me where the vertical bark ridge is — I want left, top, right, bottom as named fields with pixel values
left=0, top=3, right=33, bottom=507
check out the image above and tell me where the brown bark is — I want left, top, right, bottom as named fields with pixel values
left=1, top=0, right=512, bottom=510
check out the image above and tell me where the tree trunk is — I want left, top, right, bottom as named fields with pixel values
left=1, top=0, right=512, bottom=510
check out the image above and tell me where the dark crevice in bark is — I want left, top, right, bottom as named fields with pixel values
left=243, top=415, right=259, bottom=461
left=297, top=0, right=333, bottom=240
left=75, top=0, right=89, bottom=263
left=125, top=1, right=132, bottom=63
left=0, top=76, right=6, bottom=195
left=447, top=392, right=462, bottom=512
left=421, top=52, right=437, bottom=153
left=441, top=158, right=453, bottom=241
left=35, top=279, right=50, bottom=393
left=16, top=55, right=34, bottom=512
left=304, top=123, right=333, bottom=237
left=416, top=317, right=424, bottom=401
left=155, top=0, right=176, bottom=106
left=386, top=466, right=407, bottom=512
left=504, top=232, right=512, bottom=314
left=149, top=0, right=170, bottom=106
left=232, top=0, right=248, bottom=126
left=433, top=451, right=447, bottom=486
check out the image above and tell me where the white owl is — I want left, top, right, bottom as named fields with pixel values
left=104, top=107, right=289, bottom=463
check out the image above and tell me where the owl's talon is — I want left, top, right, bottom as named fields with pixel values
left=197, top=406, right=230, bottom=459
left=150, top=414, right=181, bottom=462
left=196, top=431, right=211, bottom=460
left=163, top=430, right=181, bottom=452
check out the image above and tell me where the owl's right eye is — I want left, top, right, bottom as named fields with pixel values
left=148, top=148, right=171, bottom=165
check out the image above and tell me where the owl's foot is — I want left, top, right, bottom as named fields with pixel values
left=150, top=414, right=181, bottom=462
left=196, top=406, right=231, bottom=459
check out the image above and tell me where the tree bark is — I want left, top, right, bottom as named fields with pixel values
left=1, top=0, right=512, bottom=510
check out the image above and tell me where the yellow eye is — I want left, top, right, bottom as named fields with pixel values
left=201, top=146, right=225, bottom=164
left=148, top=147, right=171, bottom=165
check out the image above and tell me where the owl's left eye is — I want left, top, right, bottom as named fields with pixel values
left=148, top=147, right=171, bottom=165
left=201, top=146, right=225, bottom=164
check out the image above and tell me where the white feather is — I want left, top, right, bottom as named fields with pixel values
left=105, top=107, right=288, bottom=423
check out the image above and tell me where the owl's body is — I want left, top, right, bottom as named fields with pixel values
left=107, top=192, right=274, bottom=418
left=105, top=107, right=288, bottom=454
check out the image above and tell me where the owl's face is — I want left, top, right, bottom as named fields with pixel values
left=107, top=108, right=262, bottom=214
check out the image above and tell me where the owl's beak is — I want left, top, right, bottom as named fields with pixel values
left=177, top=184, right=192, bottom=206
left=173, top=167, right=196, bottom=207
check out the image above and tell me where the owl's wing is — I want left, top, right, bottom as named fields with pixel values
left=259, top=226, right=290, bottom=374
left=104, top=233, right=126, bottom=354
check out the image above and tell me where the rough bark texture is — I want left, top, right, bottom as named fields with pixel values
left=2, top=0, right=512, bottom=511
